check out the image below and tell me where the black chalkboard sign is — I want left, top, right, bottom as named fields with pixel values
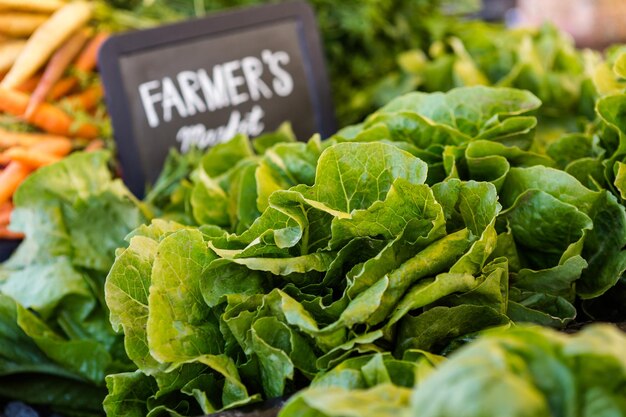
left=0, top=239, right=20, bottom=262
left=99, top=1, right=335, bottom=196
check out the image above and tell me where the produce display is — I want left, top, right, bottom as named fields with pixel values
left=281, top=324, right=626, bottom=417
left=0, top=0, right=110, bottom=242
left=0, top=0, right=478, bottom=243
left=368, top=21, right=621, bottom=137
left=0, top=1, right=626, bottom=417
left=100, top=79, right=626, bottom=416
left=0, top=151, right=145, bottom=414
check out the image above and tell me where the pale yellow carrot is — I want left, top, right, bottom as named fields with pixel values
left=0, top=13, right=48, bottom=37
left=25, top=29, right=88, bottom=118
left=0, top=0, right=66, bottom=13
left=1, top=1, right=93, bottom=89
left=0, top=40, right=26, bottom=73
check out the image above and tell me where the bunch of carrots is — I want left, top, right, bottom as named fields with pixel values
left=0, top=0, right=110, bottom=240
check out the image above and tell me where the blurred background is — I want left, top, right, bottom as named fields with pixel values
left=100, top=0, right=626, bottom=125
left=484, top=0, right=626, bottom=48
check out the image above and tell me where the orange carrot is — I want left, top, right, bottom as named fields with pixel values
left=75, top=32, right=109, bottom=71
left=84, top=138, right=104, bottom=152
left=31, top=137, right=72, bottom=156
left=0, top=226, right=24, bottom=240
left=3, top=147, right=62, bottom=168
left=0, top=204, right=11, bottom=225
left=0, top=161, right=32, bottom=205
left=48, top=32, right=109, bottom=101
left=25, top=30, right=89, bottom=118
left=16, top=74, right=42, bottom=93
left=47, top=77, right=77, bottom=100
left=0, top=88, right=99, bottom=138
left=0, top=128, right=67, bottom=148
left=64, top=84, right=103, bottom=111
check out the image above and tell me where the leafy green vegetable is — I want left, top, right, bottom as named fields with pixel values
left=3, top=2, right=626, bottom=414
left=411, top=325, right=626, bottom=417
left=0, top=152, right=145, bottom=414
left=280, top=324, right=626, bottom=417
left=99, top=85, right=626, bottom=415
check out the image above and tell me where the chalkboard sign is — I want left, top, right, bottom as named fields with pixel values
left=0, top=239, right=20, bottom=262
left=99, top=1, right=335, bottom=196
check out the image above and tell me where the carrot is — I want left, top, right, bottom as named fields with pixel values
left=0, top=128, right=67, bottom=148
left=0, top=203, right=11, bottom=225
left=1, top=2, right=92, bottom=89
left=64, top=84, right=103, bottom=111
left=3, top=147, right=62, bottom=168
left=0, top=0, right=66, bottom=13
left=75, top=32, right=108, bottom=71
left=0, top=13, right=48, bottom=37
left=17, top=74, right=42, bottom=93
left=25, top=30, right=89, bottom=118
left=48, top=32, right=109, bottom=100
left=0, top=226, right=23, bottom=240
left=0, top=161, right=32, bottom=205
left=0, top=40, right=26, bottom=73
left=0, top=138, right=72, bottom=201
left=31, top=137, right=72, bottom=156
left=84, top=139, right=104, bottom=152
left=0, top=88, right=99, bottom=138
left=47, top=77, right=76, bottom=100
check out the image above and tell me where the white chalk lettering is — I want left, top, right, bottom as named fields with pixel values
left=263, top=50, right=293, bottom=97
left=177, top=71, right=206, bottom=116
left=138, top=80, right=162, bottom=128
left=222, top=60, right=249, bottom=106
left=241, top=56, right=273, bottom=101
left=176, top=105, right=266, bottom=153
left=138, top=51, right=295, bottom=128
left=161, top=77, right=188, bottom=122
left=198, top=67, right=230, bottom=111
